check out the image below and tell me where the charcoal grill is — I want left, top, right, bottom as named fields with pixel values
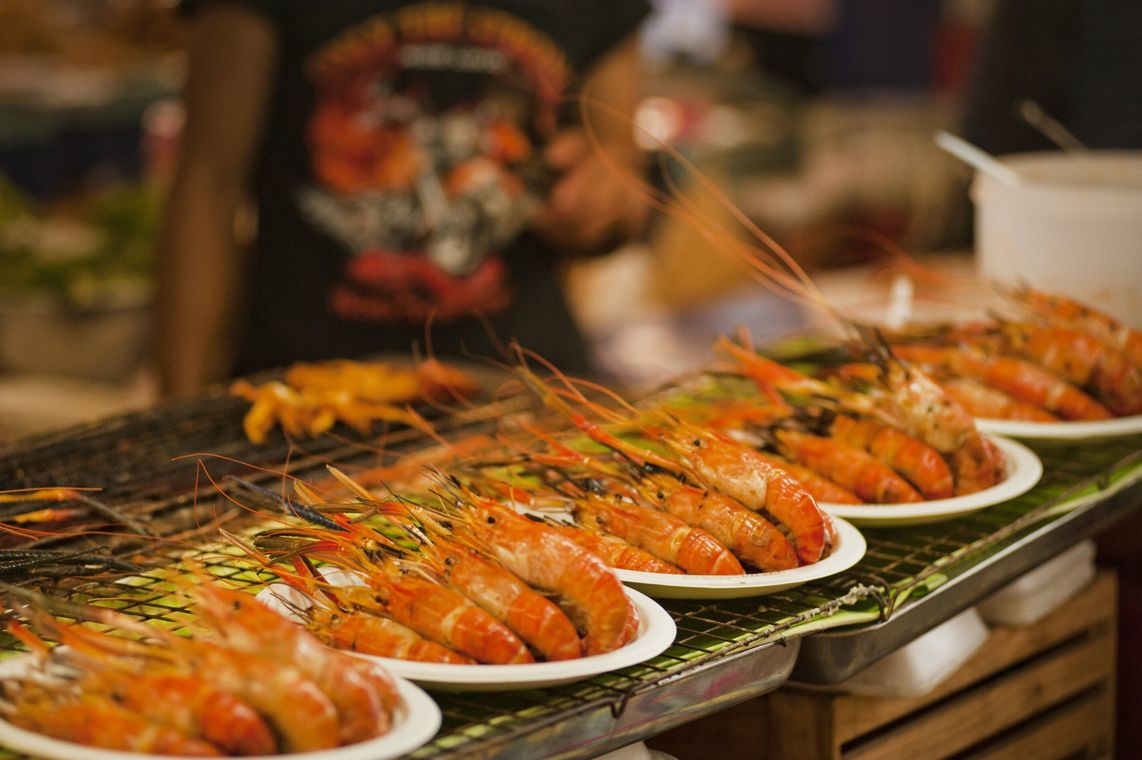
left=0, top=388, right=1139, bottom=759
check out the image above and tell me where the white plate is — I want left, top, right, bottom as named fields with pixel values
left=612, top=516, right=866, bottom=600
left=976, top=414, right=1142, bottom=440
left=259, top=583, right=675, bottom=692
left=819, top=435, right=1042, bottom=526
left=0, top=655, right=441, bottom=760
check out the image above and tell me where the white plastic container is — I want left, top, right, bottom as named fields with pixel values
left=978, top=540, right=1097, bottom=627
left=828, top=607, right=990, bottom=699
left=973, top=151, right=1142, bottom=328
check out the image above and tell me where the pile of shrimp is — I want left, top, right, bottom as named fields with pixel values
left=204, top=352, right=844, bottom=666
left=1, top=581, right=400, bottom=756
left=227, top=467, right=641, bottom=664
left=697, top=331, right=1006, bottom=504
left=879, top=286, right=1142, bottom=421
left=231, top=357, right=478, bottom=443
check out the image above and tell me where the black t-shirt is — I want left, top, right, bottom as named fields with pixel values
left=196, top=0, right=649, bottom=375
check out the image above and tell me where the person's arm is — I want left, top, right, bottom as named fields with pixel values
left=154, top=3, right=277, bottom=398
left=531, top=35, right=649, bottom=254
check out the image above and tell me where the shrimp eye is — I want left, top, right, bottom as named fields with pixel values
left=692, top=439, right=702, bottom=447
left=486, top=515, right=496, bottom=524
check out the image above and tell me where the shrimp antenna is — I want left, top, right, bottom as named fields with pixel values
left=512, top=343, right=635, bottom=420
left=0, top=582, right=160, bottom=642
left=223, top=475, right=346, bottom=532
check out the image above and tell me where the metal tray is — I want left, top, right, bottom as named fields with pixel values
left=793, top=447, right=1142, bottom=685
left=418, top=639, right=799, bottom=759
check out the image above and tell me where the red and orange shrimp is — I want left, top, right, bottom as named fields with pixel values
left=739, top=449, right=862, bottom=505
left=996, top=322, right=1142, bottom=416
left=8, top=599, right=346, bottom=753
left=318, top=472, right=584, bottom=661
left=774, top=429, right=923, bottom=504
left=892, top=344, right=1111, bottom=422
left=573, top=491, right=745, bottom=575
left=545, top=519, right=685, bottom=574
left=250, top=529, right=536, bottom=665
left=828, top=415, right=954, bottom=500
left=1007, top=284, right=1142, bottom=370
left=511, top=353, right=829, bottom=565
left=632, top=473, right=801, bottom=571
left=939, top=377, right=1059, bottom=422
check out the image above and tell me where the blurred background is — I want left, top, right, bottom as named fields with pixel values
left=0, top=0, right=992, bottom=440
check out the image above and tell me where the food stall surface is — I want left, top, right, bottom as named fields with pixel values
left=0, top=387, right=1139, bottom=759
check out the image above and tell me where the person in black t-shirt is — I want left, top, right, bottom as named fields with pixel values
left=155, top=1, right=650, bottom=397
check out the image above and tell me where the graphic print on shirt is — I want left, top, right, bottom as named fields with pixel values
left=301, top=3, right=571, bottom=323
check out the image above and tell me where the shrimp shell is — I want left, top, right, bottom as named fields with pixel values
left=640, top=475, right=799, bottom=571
left=776, top=429, right=923, bottom=504
left=745, top=449, right=862, bottom=505
left=463, top=499, right=639, bottom=656
left=1000, top=323, right=1142, bottom=415
left=829, top=415, right=954, bottom=500
left=549, top=522, right=684, bottom=573
left=662, top=428, right=828, bottom=564
left=83, top=670, right=277, bottom=756
left=1011, top=285, right=1142, bottom=369
left=21, top=606, right=343, bottom=753
left=940, top=378, right=1059, bottom=422
left=374, top=570, right=536, bottom=665
left=308, top=607, right=476, bottom=664
left=575, top=494, right=745, bottom=575
left=189, top=583, right=394, bottom=742
left=429, top=541, right=584, bottom=661
left=6, top=692, right=225, bottom=757
left=892, top=344, right=1112, bottom=421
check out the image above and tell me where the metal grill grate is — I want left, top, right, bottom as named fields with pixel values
left=0, top=385, right=1139, bottom=757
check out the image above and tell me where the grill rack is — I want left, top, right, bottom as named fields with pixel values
left=0, top=389, right=1140, bottom=757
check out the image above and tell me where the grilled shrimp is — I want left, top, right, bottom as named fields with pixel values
left=742, top=449, right=862, bottom=504
left=17, top=611, right=344, bottom=753
left=4, top=688, right=225, bottom=757
left=1008, top=285, right=1142, bottom=369
left=363, top=562, right=536, bottom=665
left=298, top=475, right=583, bottom=661
left=653, top=426, right=829, bottom=564
left=829, top=415, right=953, bottom=500
left=457, top=497, right=639, bottom=656
left=892, top=344, right=1111, bottom=421
left=188, top=582, right=396, bottom=742
left=715, top=334, right=1002, bottom=495
left=511, top=353, right=829, bottom=565
left=864, top=353, right=1005, bottom=494
left=76, top=670, right=277, bottom=756
left=939, top=378, right=1059, bottom=421
left=547, top=521, right=685, bottom=573
left=633, top=473, right=800, bottom=571
left=422, top=540, right=584, bottom=660
left=775, top=429, right=923, bottom=503
left=575, top=493, right=745, bottom=575
left=997, top=322, right=1142, bottom=415
left=308, top=605, right=476, bottom=663
left=249, top=525, right=536, bottom=666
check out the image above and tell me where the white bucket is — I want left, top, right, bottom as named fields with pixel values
left=973, top=151, right=1142, bottom=327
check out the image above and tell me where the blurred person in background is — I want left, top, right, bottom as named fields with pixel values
left=155, top=0, right=650, bottom=398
